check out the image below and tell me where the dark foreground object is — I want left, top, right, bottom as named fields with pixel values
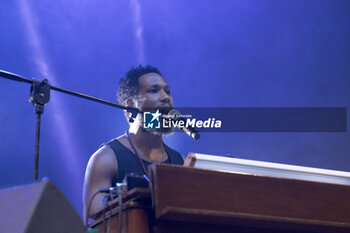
left=0, top=178, right=85, bottom=233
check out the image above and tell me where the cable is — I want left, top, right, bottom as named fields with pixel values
left=85, top=187, right=117, bottom=230
left=86, top=185, right=126, bottom=232
left=85, top=189, right=101, bottom=229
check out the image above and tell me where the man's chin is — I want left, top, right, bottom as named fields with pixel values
left=159, top=107, right=173, bottom=114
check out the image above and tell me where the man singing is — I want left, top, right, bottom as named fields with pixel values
left=82, top=65, right=184, bottom=222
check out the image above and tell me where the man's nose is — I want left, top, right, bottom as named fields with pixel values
left=159, top=90, right=171, bottom=103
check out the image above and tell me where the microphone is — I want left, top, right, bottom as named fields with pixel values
left=167, top=109, right=200, bottom=140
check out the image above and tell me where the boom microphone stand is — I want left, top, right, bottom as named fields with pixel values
left=0, top=69, right=140, bottom=180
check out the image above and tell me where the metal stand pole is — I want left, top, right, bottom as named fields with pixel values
left=34, top=105, right=44, bottom=180
left=30, top=80, right=50, bottom=180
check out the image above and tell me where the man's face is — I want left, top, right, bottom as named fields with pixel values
left=134, top=72, right=173, bottom=112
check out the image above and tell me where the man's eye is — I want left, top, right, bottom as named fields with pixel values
left=165, top=89, right=171, bottom=95
left=149, top=89, right=158, bottom=93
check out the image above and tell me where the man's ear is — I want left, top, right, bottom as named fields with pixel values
left=125, top=99, right=134, bottom=107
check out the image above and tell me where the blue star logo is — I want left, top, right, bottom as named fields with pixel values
left=143, top=110, right=161, bottom=129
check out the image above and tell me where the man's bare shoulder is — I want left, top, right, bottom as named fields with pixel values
left=83, top=145, right=118, bottom=219
left=87, top=145, right=118, bottom=174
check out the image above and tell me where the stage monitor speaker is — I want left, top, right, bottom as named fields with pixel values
left=0, top=178, right=85, bottom=233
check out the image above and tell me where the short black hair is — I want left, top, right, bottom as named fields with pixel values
left=117, top=65, right=161, bottom=104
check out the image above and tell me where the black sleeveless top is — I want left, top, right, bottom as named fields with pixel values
left=104, top=138, right=184, bottom=185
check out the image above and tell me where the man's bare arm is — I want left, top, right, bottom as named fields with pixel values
left=82, top=146, right=118, bottom=224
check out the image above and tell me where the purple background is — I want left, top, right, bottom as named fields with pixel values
left=1, top=0, right=349, bottom=218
